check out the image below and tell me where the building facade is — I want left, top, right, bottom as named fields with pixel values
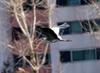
left=49, top=0, right=100, bottom=73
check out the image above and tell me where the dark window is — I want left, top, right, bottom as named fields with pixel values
left=13, top=55, right=23, bottom=68
left=23, top=0, right=47, bottom=10
left=70, top=21, right=81, bottom=34
left=23, top=0, right=33, bottom=11
left=58, top=19, right=100, bottom=35
left=36, top=0, right=47, bottom=9
left=13, top=53, right=51, bottom=68
left=60, top=48, right=100, bottom=63
left=96, top=48, right=100, bottom=59
left=56, top=0, right=99, bottom=7
left=44, top=53, right=51, bottom=65
left=81, top=0, right=98, bottom=5
left=81, top=0, right=91, bottom=5
left=12, top=27, right=31, bottom=40
left=60, top=51, right=71, bottom=63
left=56, top=0, right=80, bottom=6
left=58, top=21, right=81, bottom=35
left=81, top=20, right=100, bottom=32
left=95, top=19, right=100, bottom=31
left=72, top=49, right=95, bottom=61
left=81, top=21, right=90, bottom=32
left=72, top=50, right=85, bottom=61
left=56, top=0, right=67, bottom=6
left=12, top=27, right=23, bottom=40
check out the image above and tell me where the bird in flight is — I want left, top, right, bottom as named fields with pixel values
left=35, top=23, right=71, bottom=42
left=12, top=22, right=71, bottom=43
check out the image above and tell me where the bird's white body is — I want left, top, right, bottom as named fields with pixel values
left=50, top=22, right=70, bottom=40
left=51, top=27, right=63, bottom=40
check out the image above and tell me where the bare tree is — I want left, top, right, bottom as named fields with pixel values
left=80, top=0, right=100, bottom=40
left=0, top=0, right=52, bottom=73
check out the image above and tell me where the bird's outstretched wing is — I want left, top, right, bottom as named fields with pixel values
left=35, top=26, right=59, bottom=41
left=59, top=22, right=70, bottom=29
left=51, top=26, right=72, bottom=42
left=35, top=26, right=72, bottom=42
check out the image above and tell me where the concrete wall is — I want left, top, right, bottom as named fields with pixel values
left=51, top=48, right=100, bottom=73
left=50, top=32, right=100, bottom=73
left=0, top=0, right=13, bottom=72
left=51, top=32, right=100, bottom=50
left=50, top=1, right=100, bottom=73
left=53, top=2, right=100, bottom=23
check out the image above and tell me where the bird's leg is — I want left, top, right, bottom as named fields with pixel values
left=60, top=39, right=72, bottom=42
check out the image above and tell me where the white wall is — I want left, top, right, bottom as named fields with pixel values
left=51, top=48, right=100, bottom=73
left=53, top=2, right=100, bottom=23
left=50, top=32, right=100, bottom=73
left=51, top=32, right=100, bottom=50
left=50, top=1, right=100, bottom=73
left=0, top=0, right=13, bottom=72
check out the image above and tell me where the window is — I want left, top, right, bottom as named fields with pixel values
left=44, top=53, right=51, bottom=65
left=70, top=21, right=81, bottom=34
left=81, top=21, right=90, bottom=32
left=81, top=20, right=100, bottom=32
left=58, top=22, right=71, bottom=35
left=56, top=0, right=80, bottom=6
left=13, top=55, right=30, bottom=68
left=60, top=51, right=71, bottom=63
left=81, top=0, right=91, bottom=5
left=12, top=27, right=33, bottom=40
left=58, top=19, right=100, bottom=35
left=60, top=48, right=99, bottom=63
left=36, top=0, right=47, bottom=9
left=56, top=0, right=99, bottom=7
left=81, top=0, right=98, bottom=5
left=13, top=53, right=51, bottom=68
left=23, top=0, right=46, bottom=10
left=72, top=49, right=95, bottom=61
left=67, top=0, right=80, bottom=6
left=23, top=0, right=33, bottom=11
left=12, top=27, right=23, bottom=40
left=96, top=48, right=100, bottom=59
left=13, top=55, right=21, bottom=68
left=56, top=0, right=67, bottom=6
left=58, top=21, right=81, bottom=35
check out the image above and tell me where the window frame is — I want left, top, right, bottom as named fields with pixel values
left=59, top=48, right=99, bottom=63
left=57, top=19, right=100, bottom=35
left=56, top=0, right=99, bottom=7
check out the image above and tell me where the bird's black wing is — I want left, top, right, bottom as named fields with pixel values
left=35, top=26, right=59, bottom=42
